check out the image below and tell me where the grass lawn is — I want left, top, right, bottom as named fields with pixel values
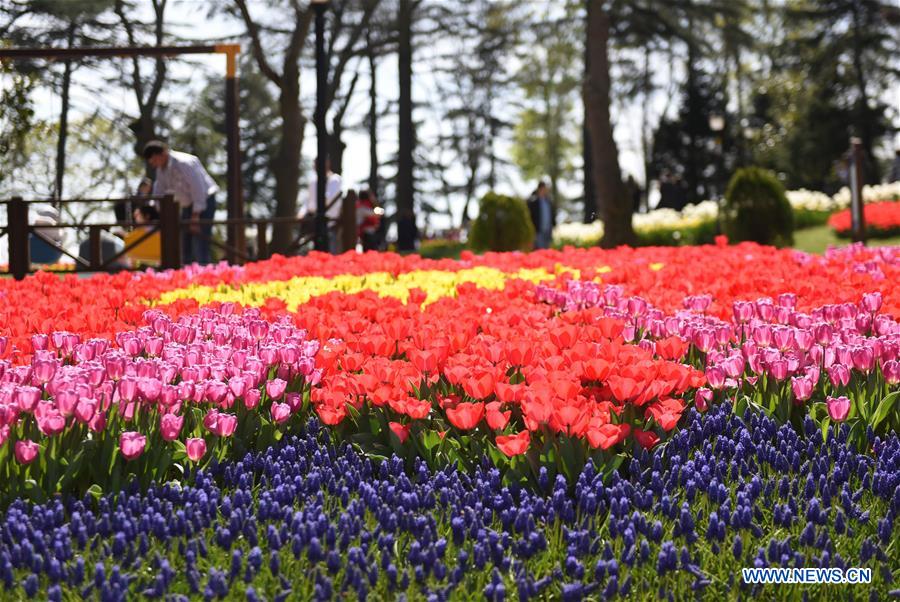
left=792, top=225, right=900, bottom=254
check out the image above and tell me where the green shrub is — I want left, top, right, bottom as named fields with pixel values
left=792, top=208, right=833, bottom=230
left=469, top=192, right=535, bottom=253
left=417, top=238, right=466, bottom=259
left=722, top=167, right=794, bottom=246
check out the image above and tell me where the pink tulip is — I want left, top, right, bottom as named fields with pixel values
left=205, top=381, right=228, bottom=404
left=732, top=301, right=754, bottom=323
left=772, top=327, right=794, bottom=351
left=756, top=299, right=775, bottom=321
left=32, top=359, right=57, bottom=384
left=203, top=409, right=220, bottom=433
left=216, top=413, right=238, bottom=438
left=137, top=378, right=162, bottom=401
left=768, top=359, right=789, bottom=381
left=37, top=412, right=66, bottom=436
left=119, top=431, right=147, bottom=460
left=31, top=334, right=49, bottom=352
left=790, top=376, right=813, bottom=402
left=722, top=355, right=745, bottom=379
left=694, top=388, right=712, bottom=412
left=751, top=325, right=773, bottom=347
left=882, top=360, right=899, bottom=385
left=271, top=402, right=291, bottom=424
left=228, top=376, right=248, bottom=398
left=850, top=346, right=874, bottom=373
left=266, top=378, right=287, bottom=400
left=118, top=378, right=138, bottom=403
left=692, top=329, right=716, bottom=353
left=826, top=396, right=850, bottom=422
left=56, top=391, right=78, bottom=417
left=122, top=337, right=143, bottom=357
left=244, top=388, right=261, bottom=410
left=88, top=412, right=106, bottom=433
left=14, top=440, right=39, bottom=465
left=285, top=392, right=303, bottom=412
left=794, top=330, right=814, bottom=352
left=826, top=364, right=850, bottom=388
left=860, top=292, right=882, bottom=314
left=14, top=386, right=41, bottom=412
left=814, top=323, right=833, bottom=345
left=777, top=293, right=797, bottom=308
left=0, top=424, right=9, bottom=448
left=74, top=398, right=97, bottom=423
left=186, top=438, right=207, bottom=462
left=160, top=413, right=184, bottom=442
left=705, top=366, right=726, bottom=389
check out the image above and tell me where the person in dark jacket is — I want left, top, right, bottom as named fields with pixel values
left=527, top=181, right=555, bottom=249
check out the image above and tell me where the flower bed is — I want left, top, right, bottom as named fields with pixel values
left=1, top=407, right=897, bottom=600
left=829, top=200, right=900, bottom=239
left=0, top=243, right=898, bottom=598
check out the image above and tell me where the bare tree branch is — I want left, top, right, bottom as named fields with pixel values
left=234, top=0, right=284, bottom=88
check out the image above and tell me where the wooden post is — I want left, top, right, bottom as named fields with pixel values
left=159, top=195, right=182, bottom=270
left=849, top=137, right=866, bottom=244
left=8, top=197, right=29, bottom=280
left=256, top=222, right=268, bottom=260
left=88, top=226, right=102, bottom=269
left=342, top=194, right=357, bottom=253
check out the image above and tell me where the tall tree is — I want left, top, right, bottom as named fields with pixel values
left=6, top=0, right=114, bottom=199
left=433, top=0, right=518, bottom=227
left=233, top=0, right=311, bottom=254
left=395, top=0, right=417, bottom=250
left=511, top=5, right=581, bottom=210
left=786, top=0, right=898, bottom=183
left=114, top=0, right=168, bottom=163
left=0, top=56, right=35, bottom=188
left=584, top=0, right=634, bottom=246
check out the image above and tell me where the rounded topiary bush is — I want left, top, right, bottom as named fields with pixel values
left=722, top=167, right=794, bottom=247
left=469, top=192, right=535, bottom=253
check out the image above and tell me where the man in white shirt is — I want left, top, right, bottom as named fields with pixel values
left=300, top=158, right=343, bottom=252
left=144, top=140, right=218, bottom=265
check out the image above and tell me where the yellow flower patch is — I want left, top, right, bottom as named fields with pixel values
left=154, top=266, right=569, bottom=310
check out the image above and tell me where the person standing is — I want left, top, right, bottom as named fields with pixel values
left=143, top=140, right=218, bottom=265
left=527, top=181, right=555, bottom=250
left=301, top=157, right=343, bottom=253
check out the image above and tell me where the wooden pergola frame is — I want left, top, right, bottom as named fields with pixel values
left=0, top=44, right=246, bottom=260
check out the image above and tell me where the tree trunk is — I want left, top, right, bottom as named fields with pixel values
left=367, top=41, right=379, bottom=198
left=582, top=3, right=597, bottom=223
left=640, top=44, right=652, bottom=212
left=396, top=0, right=416, bottom=251
left=55, top=23, right=76, bottom=202
left=582, top=125, right=597, bottom=222
left=849, top=1, right=878, bottom=183
left=584, top=1, right=634, bottom=247
left=327, top=124, right=346, bottom=176
left=270, top=75, right=304, bottom=254
left=685, top=38, right=700, bottom=203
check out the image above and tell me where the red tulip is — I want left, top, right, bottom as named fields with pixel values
left=633, top=428, right=660, bottom=450
left=496, top=430, right=530, bottom=456
left=445, top=402, right=484, bottom=430
left=462, top=371, right=495, bottom=400
left=485, top=401, right=510, bottom=430
left=586, top=422, right=631, bottom=450
left=389, top=421, right=411, bottom=443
